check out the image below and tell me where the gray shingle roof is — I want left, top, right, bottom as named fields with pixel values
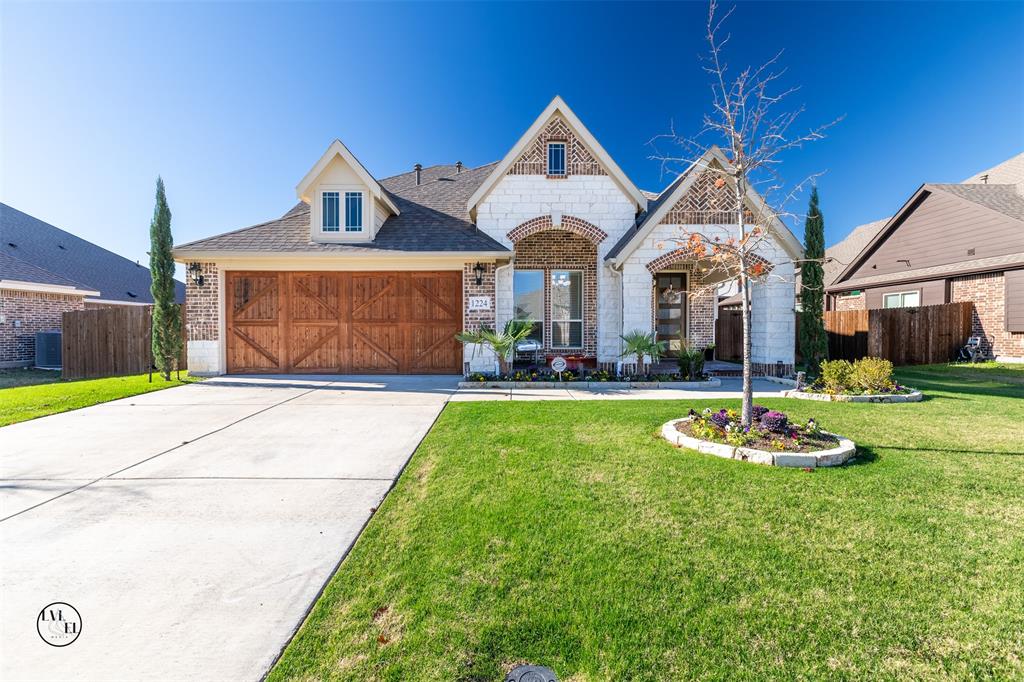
left=824, top=218, right=889, bottom=286
left=0, top=251, right=91, bottom=289
left=174, top=162, right=511, bottom=255
left=928, top=183, right=1024, bottom=221
left=962, top=152, right=1024, bottom=195
left=1, top=203, right=185, bottom=303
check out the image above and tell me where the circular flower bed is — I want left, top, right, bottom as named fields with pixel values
left=661, top=406, right=856, bottom=468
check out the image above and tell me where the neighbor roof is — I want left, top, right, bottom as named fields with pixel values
left=174, top=162, right=511, bottom=256
left=0, top=251, right=98, bottom=294
left=823, top=218, right=888, bottom=286
left=0, top=203, right=184, bottom=303
left=925, top=183, right=1024, bottom=221
left=962, top=152, right=1024, bottom=195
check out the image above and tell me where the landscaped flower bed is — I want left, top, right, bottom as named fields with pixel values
left=460, top=369, right=721, bottom=389
left=786, top=357, right=923, bottom=403
left=661, top=406, right=856, bottom=467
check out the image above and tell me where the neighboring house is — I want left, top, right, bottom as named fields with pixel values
left=826, top=153, right=1024, bottom=361
left=0, top=203, right=186, bottom=367
left=173, top=97, right=801, bottom=376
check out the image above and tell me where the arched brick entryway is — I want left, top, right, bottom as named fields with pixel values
left=506, top=214, right=607, bottom=245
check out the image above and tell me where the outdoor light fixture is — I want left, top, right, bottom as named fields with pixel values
left=472, top=262, right=486, bottom=285
left=187, top=262, right=205, bottom=287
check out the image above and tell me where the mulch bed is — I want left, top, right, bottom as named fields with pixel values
left=674, top=421, right=840, bottom=453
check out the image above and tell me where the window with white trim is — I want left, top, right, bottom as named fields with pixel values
left=883, top=290, right=920, bottom=308
left=322, top=191, right=340, bottom=232
left=513, top=270, right=543, bottom=343
left=547, top=142, right=566, bottom=177
left=344, top=191, right=363, bottom=232
left=550, top=270, right=582, bottom=348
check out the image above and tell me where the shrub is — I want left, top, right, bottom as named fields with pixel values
left=759, top=410, right=789, bottom=433
left=851, top=357, right=895, bottom=393
left=819, top=359, right=854, bottom=393
left=677, top=343, right=706, bottom=381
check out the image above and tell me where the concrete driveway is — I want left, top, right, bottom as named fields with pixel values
left=0, top=375, right=458, bottom=681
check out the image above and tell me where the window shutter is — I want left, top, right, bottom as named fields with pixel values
left=1005, top=270, right=1024, bottom=332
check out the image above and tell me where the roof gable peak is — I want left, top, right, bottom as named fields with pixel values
left=295, top=139, right=400, bottom=216
left=467, top=96, right=647, bottom=216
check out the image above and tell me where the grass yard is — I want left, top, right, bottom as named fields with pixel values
left=271, top=364, right=1024, bottom=681
left=0, top=367, right=62, bottom=389
left=0, top=372, right=201, bottom=427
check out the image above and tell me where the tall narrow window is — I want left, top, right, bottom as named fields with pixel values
left=322, top=191, right=340, bottom=232
left=344, top=192, right=363, bottom=232
left=547, top=142, right=566, bottom=177
left=513, top=270, right=544, bottom=343
left=551, top=270, right=582, bottom=348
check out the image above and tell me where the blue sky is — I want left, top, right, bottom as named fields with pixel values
left=2, top=1, right=1022, bottom=270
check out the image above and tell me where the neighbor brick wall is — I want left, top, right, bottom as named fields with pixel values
left=185, top=262, right=220, bottom=342
left=834, top=293, right=866, bottom=311
left=950, top=271, right=1024, bottom=359
left=513, top=230, right=598, bottom=356
left=0, top=289, right=85, bottom=365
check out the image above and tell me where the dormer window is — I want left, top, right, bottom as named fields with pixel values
left=344, top=191, right=363, bottom=232
left=321, top=190, right=364, bottom=234
left=547, top=142, right=566, bottom=177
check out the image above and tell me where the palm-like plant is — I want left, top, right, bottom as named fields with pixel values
left=456, top=320, right=535, bottom=375
left=620, top=330, right=665, bottom=375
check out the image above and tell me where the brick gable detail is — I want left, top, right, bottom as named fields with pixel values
left=661, top=167, right=740, bottom=225
left=507, top=117, right=607, bottom=177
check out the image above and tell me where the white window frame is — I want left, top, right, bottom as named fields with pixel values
left=321, top=191, right=341, bottom=232
left=318, top=186, right=366, bottom=237
left=343, top=191, right=363, bottom=233
left=550, top=269, right=583, bottom=349
left=547, top=141, right=567, bottom=177
left=883, top=290, right=920, bottom=308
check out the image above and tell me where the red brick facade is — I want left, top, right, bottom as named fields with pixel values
left=184, top=262, right=220, bottom=342
left=0, top=289, right=85, bottom=366
left=950, top=272, right=1024, bottom=358
left=507, top=117, right=607, bottom=177
left=462, top=261, right=496, bottom=332
left=506, top=214, right=607, bottom=245
left=512, top=230, right=598, bottom=356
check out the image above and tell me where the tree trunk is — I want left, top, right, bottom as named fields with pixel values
left=737, top=174, right=754, bottom=428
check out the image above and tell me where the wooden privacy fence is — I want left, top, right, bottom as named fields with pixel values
left=62, top=305, right=187, bottom=379
left=716, top=301, right=973, bottom=366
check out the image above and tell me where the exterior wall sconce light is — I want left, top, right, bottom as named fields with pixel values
left=472, top=262, right=486, bottom=286
left=187, top=262, right=205, bottom=287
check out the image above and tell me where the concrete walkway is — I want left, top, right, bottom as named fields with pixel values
left=450, top=376, right=790, bottom=402
left=0, top=375, right=459, bottom=681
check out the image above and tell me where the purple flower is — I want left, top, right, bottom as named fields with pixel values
left=752, top=404, right=770, bottom=420
left=709, top=410, right=731, bottom=429
left=760, top=410, right=789, bottom=433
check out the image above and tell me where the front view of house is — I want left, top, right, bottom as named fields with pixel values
left=174, top=97, right=800, bottom=377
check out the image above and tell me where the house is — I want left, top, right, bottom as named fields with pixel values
left=172, top=97, right=802, bottom=376
left=826, top=153, right=1024, bottom=361
left=0, top=203, right=186, bottom=367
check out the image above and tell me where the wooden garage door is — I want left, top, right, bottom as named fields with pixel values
left=226, top=271, right=462, bottom=374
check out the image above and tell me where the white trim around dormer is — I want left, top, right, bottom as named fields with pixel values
left=467, top=96, right=648, bottom=217
left=296, top=139, right=400, bottom=217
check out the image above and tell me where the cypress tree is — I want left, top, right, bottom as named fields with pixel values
left=799, top=186, right=828, bottom=373
left=149, top=177, right=182, bottom=380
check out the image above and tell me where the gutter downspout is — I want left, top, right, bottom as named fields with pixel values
left=607, top=259, right=625, bottom=375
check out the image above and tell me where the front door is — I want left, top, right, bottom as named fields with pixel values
left=655, top=273, right=687, bottom=357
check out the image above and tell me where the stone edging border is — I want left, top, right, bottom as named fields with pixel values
left=458, top=378, right=722, bottom=390
left=660, top=417, right=857, bottom=468
left=784, top=389, right=923, bottom=403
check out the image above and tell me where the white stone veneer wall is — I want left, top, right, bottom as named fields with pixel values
left=475, top=174, right=637, bottom=364
left=619, top=222, right=796, bottom=368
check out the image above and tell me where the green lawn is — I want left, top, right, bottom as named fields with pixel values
left=271, top=364, right=1024, bottom=681
left=0, top=372, right=201, bottom=427
left=0, top=367, right=62, bottom=389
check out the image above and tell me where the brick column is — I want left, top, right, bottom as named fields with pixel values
left=184, top=262, right=221, bottom=374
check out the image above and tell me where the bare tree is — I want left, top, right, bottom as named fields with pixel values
left=650, top=0, right=841, bottom=427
